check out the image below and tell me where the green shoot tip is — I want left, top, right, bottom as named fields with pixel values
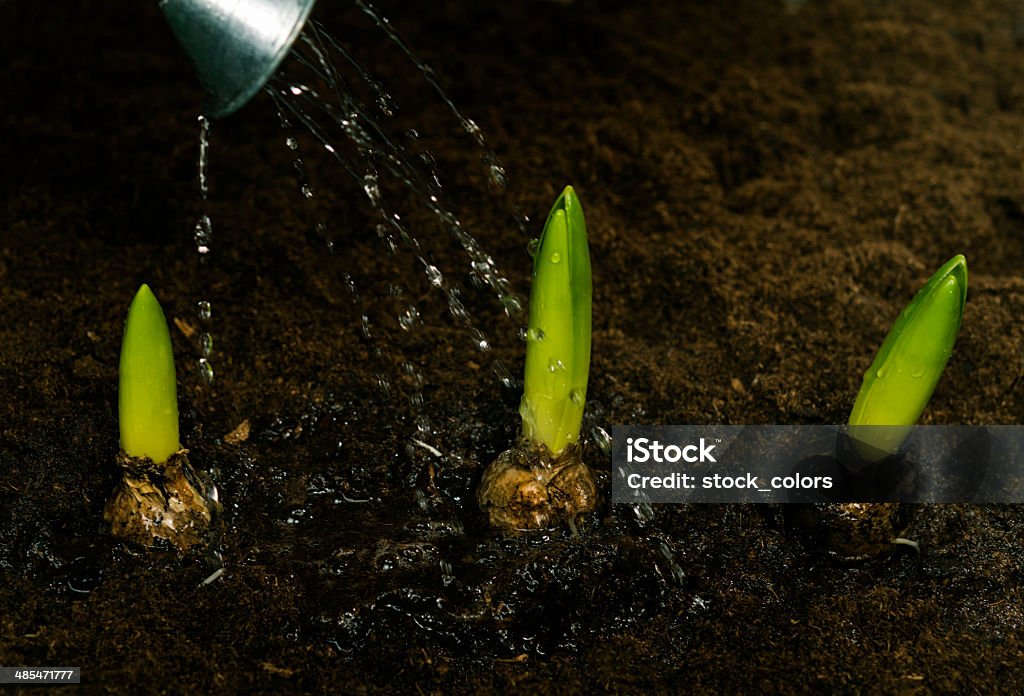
left=119, top=284, right=180, bottom=463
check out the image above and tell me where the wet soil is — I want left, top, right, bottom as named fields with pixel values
left=4, top=0, right=1024, bottom=692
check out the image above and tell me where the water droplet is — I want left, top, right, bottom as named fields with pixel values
left=375, top=373, right=391, bottom=396
left=363, top=174, right=381, bottom=204
left=512, top=208, right=530, bottom=234
left=548, top=358, right=566, bottom=373
left=289, top=85, right=303, bottom=96
left=487, top=163, right=507, bottom=191
left=527, top=239, right=539, bottom=257
left=398, top=306, right=421, bottom=331
left=911, top=367, right=925, bottom=378
left=198, top=358, right=214, bottom=385
left=199, top=332, right=213, bottom=358
left=592, top=427, right=612, bottom=456
left=471, top=328, right=490, bottom=352
left=501, top=294, right=525, bottom=318
left=196, top=301, right=212, bottom=323
left=550, top=252, right=561, bottom=264
left=193, top=215, right=212, bottom=255
left=569, top=388, right=585, bottom=407
left=493, top=360, right=515, bottom=390
left=528, top=328, right=546, bottom=342
left=446, top=289, right=468, bottom=322
left=301, top=184, right=314, bottom=199
left=425, top=265, right=443, bottom=287
left=286, top=136, right=299, bottom=150
left=376, top=93, right=395, bottom=117
left=461, top=118, right=485, bottom=147
left=633, top=501, right=654, bottom=525
left=875, top=367, right=886, bottom=379
left=361, top=315, right=372, bottom=339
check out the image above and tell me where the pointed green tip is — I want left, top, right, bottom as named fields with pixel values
left=940, top=254, right=968, bottom=308
left=119, top=284, right=180, bottom=463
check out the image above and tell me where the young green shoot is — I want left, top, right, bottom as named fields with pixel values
left=519, top=185, right=592, bottom=455
left=478, top=186, right=597, bottom=531
left=119, top=284, right=180, bottom=464
left=848, top=255, right=967, bottom=457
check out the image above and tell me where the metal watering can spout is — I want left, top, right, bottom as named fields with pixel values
left=159, top=0, right=317, bottom=119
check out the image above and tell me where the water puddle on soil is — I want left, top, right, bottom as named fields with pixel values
left=182, top=4, right=687, bottom=655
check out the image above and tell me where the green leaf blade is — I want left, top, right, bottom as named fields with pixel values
left=119, top=284, right=180, bottom=463
left=520, top=186, right=592, bottom=454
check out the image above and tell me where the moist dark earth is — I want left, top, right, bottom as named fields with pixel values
left=4, top=0, right=1024, bottom=692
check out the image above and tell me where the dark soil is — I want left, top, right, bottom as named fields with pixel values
left=4, top=0, right=1024, bottom=692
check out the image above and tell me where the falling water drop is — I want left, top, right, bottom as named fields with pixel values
left=196, top=301, right=212, bottom=323
left=363, top=174, right=381, bottom=204
left=487, top=162, right=507, bottom=192
left=425, top=265, right=444, bottom=287
left=501, top=293, right=525, bottom=318
left=198, top=358, right=214, bottom=385
left=193, top=215, right=212, bottom=255
left=470, top=328, right=490, bottom=352
left=461, top=118, right=486, bottom=147
left=592, top=426, right=612, bottom=457
left=398, top=305, right=421, bottom=331
left=493, top=360, right=515, bottom=390
left=199, top=332, right=213, bottom=358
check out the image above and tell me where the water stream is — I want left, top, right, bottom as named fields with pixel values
left=180, top=2, right=687, bottom=651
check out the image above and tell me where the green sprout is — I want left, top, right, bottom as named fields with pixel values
left=519, top=185, right=592, bottom=455
left=106, top=284, right=219, bottom=551
left=119, top=284, right=180, bottom=464
left=477, top=186, right=597, bottom=531
left=848, top=255, right=968, bottom=456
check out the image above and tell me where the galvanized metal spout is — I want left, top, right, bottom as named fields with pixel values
left=159, top=0, right=317, bottom=119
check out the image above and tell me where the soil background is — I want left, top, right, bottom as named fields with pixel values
left=4, top=0, right=1024, bottom=693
